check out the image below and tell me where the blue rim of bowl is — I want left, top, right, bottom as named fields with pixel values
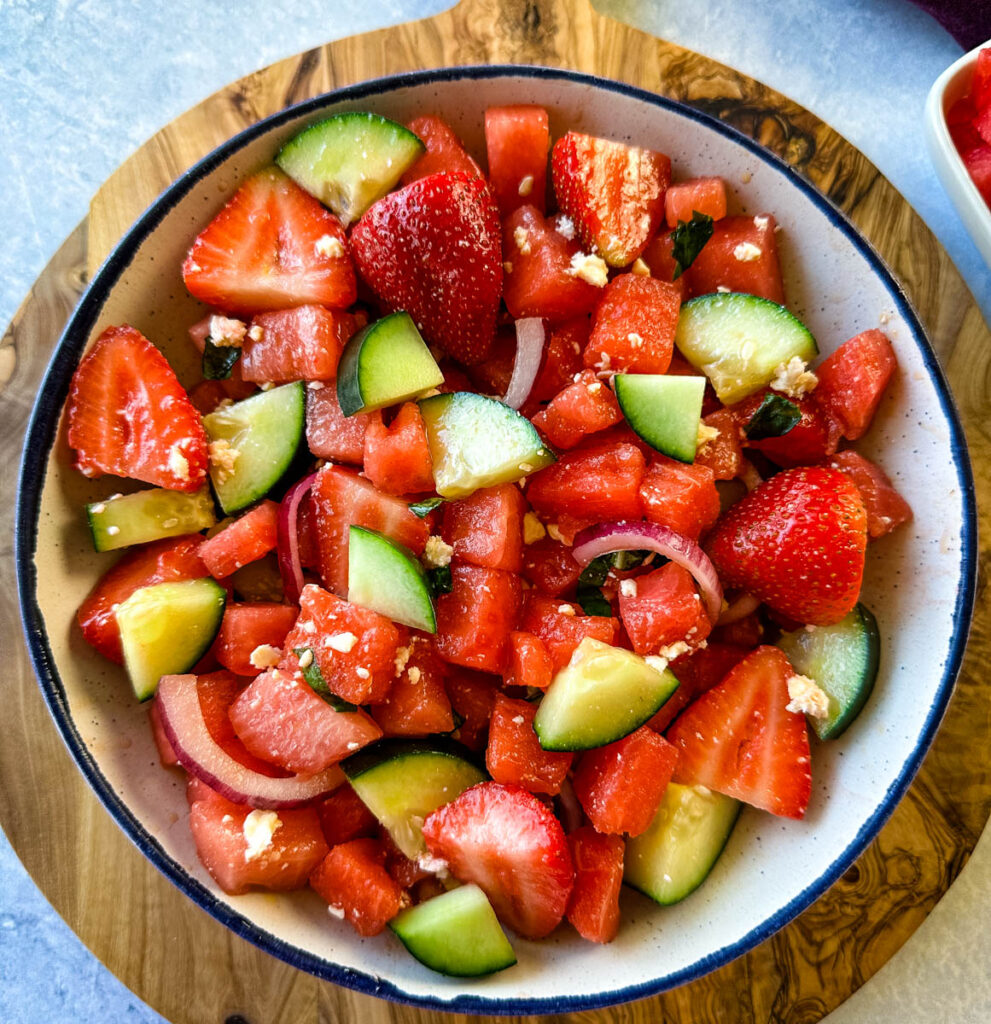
left=15, top=63, right=978, bottom=1016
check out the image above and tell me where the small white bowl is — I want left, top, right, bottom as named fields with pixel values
left=925, top=38, right=991, bottom=266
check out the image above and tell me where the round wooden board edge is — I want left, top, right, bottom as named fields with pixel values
left=3, top=1, right=990, bottom=1022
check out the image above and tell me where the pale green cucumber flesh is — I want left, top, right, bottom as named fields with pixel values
left=202, top=382, right=304, bottom=514
left=347, top=526, right=436, bottom=633
left=418, top=391, right=555, bottom=498
left=533, top=637, right=680, bottom=751
left=275, top=112, right=425, bottom=226
left=674, top=292, right=817, bottom=405
left=777, top=603, right=880, bottom=740
left=613, top=373, right=706, bottom=463
left=390, top=884, right=516, bottom=977
left=87, top=487, right=216, bottom=552
left=342, top=739, right=487, bottom=858
left=624, top=783, right=740, bottom=905
left=116, top=578, right=226, bottom=701
left=336, top=312, right=444, bottom=416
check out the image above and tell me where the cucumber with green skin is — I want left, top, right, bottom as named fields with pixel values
left=533, top=637, right=680, bottom=751
left=613, top=373, right=706, bottom=463
left=202, top=382, right=304, bottom=514
left=276, top=112, right=425, bottom=226
left=777, top=603, right=880, bottom=739
left=624, top=783, right=740, bottom=905
left=87, top=487, right=216, bottom=552
left=116, top=578, right=226, bottom=701
left=390, top=884, right=517, bottom=977
left=342, top=738, right=486, bottom=859
left=336, top=312, right=444, bottom=416
left=674, top=292, right=817, bottom=405
left=347, top=525, right=436, bottom=633
left=418, top=391, right=555, bottom=498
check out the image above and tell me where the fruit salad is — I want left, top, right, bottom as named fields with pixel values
left=946, top=46, right=991, bottom=208
left=65, top=104, right=913, bottom=977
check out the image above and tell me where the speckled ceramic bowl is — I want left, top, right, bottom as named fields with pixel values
left=16, top=66, right=977, bottom=1015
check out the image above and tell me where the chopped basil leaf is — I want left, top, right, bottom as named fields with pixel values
left=524, top=686, right=544, bottom=703
left=671, top=211, right=715, bottom=280
left=426, top=566, right=453, bottom=596
left=579, top=549, right=652, bottom=586
left=448, top=708, right=466, bottom=733
left=744, top=393, right=802, bottom=440
left=409, top=497, right=444, bottom=518
left=293, top=646, right=359, bottom=711
left=576, top=583, right=612, bottom=617
left=202, top=338, right=241, bottom=380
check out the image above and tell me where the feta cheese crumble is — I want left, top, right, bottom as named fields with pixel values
left=325, top=632, right=358, bottom=653
left=770, top=356, right=818, bottom=399
left=208, top=314, right=247, bottom=348
left=733, top=241, right=762, bottom=262
left=247, top=324, right=265, bottom=342
left=315, top=234, right=345, bottom=258
left=696, top=422, right=720, bottom=451
left=619, top=579, right=638, bottom=598
left=208, top=439, right=240, bottom=483
left=243, top=809, right=281, bottom=861
left=546, top=523, right=570, bottom=545
left=423, top=535, right=454, bottom=568
left=786, top=674, right=830, bottom=719
left=523, top=512, right=546, bottom=545
left=630, top=257, right=651, bottom=277
left=555, top=214, right=575, bottom=240
left=249, top=644, right=281, bottom=670
left=394, top=646, right=412, bottom=675
left=168, top=443, right=191, bottom=483
left=566, top=251, right=609, bottom=287
left=513, top=226, right=532, bottom=255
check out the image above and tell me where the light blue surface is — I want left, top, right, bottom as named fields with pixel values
left=0, top=2, right=986, bottom=1023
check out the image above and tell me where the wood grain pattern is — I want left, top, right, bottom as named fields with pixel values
left=3, top=0, right=990, bottom=1021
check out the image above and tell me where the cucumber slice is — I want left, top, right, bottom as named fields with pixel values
left=777, top=603, right=880, bottom=740
left=674, top=292, right=817, bottom=405
left=87, top=487, right=216, bottom=552
left=418, top=391, right=555, bottom=498
left=202, top=382, right=304, bottom=514
left=390, top=884, right=516, bottom=977
left=347, top=526, right=436, bottom=633
left=342, top=738, right=486, bottom=858
left=336, top=312, right=444, bottom=416
left=115, top=578, right=226, bottom=700
left=533, top=637, right=680, bottom=751
left=275, top=112, right=425, bottom=226
left=624, top=783, right=740, bottom=905
left=613, top=374, right=706, bottom=463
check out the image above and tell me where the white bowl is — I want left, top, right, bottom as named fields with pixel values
left=16, top=66, right=977, bottom=1014
left=925, top=38, right=991, bottom=266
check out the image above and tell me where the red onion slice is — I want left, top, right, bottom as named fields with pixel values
left=277, top=472, right=316, bottom=605
left=572, top=521, right=724, bottom=622
left=717, top=591, right=761, bottom=625
left=156, top=674, right=343, bottom=809
left=503, top=317, right=545, bottom=410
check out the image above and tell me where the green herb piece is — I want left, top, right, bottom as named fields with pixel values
left=576, top=583, right=612, bottom=617
left=578, top=549, right=652, bottom=587
left=671, top=211, right=715, bottom=280
left=293, top=647, right=359, bottom=711
left=744, top=393, right=802, bottom=440
left=202, top=338, right=241, bottom=380
left=409, top=497, right=444, bottom=518
left=426, top=566, right=453, bottom=597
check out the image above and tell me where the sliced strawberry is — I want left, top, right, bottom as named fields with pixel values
left=67, top=325, right=208, bottom=490
left=77, top=535, right=207, bottom=663
left=706, top=466, right=867, bottom=626
left=350, top=172, right=502, bottom=365
left=667, top=646, right=812, bottom=819
left=182, top=167, right=356, bottom=314
left=421, top=781, right=574, bottom=938
left=551, top=132, right=670, bottom=266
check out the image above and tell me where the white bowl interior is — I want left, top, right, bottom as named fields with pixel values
left=26, top=69, right=972, bottom=1011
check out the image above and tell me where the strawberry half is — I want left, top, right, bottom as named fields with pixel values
left=667, top=646, right=812, bottom=820
left=421, top=781, right=574, bottom=939
left=551, top=131, right=671, bottom=267
left=67, top=325, right=208, bottom=490
left=182, top=167, right=356, bottom=314
left=350, top=171, right=502, bottom=365
left=705, top=466, right=867, bottom=626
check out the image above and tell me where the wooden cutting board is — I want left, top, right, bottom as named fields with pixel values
left=2, top=0, right=989, bottom=1021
